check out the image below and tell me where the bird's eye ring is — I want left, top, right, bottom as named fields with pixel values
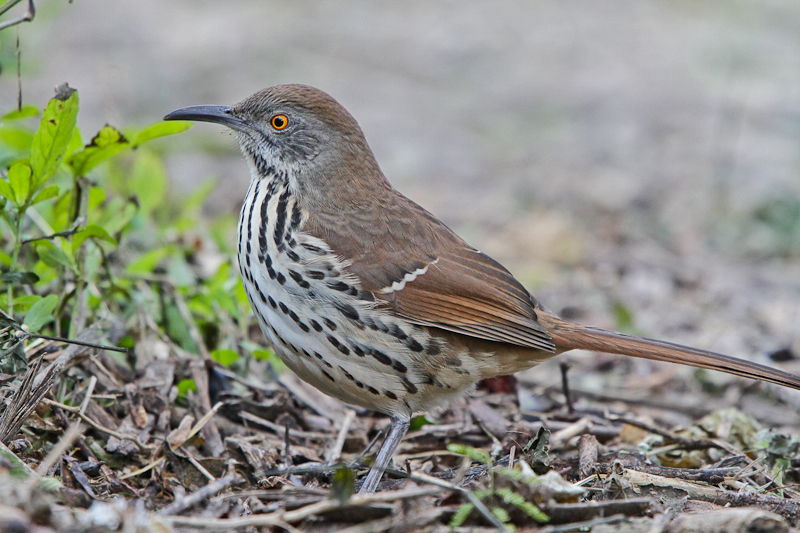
left=270, top=114, right=289, bottom=130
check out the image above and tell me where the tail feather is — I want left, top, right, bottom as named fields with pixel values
left=537, top=311, right=800, bottom=391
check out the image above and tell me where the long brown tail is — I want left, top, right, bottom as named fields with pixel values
left=537, top=311, right=800, bottom=391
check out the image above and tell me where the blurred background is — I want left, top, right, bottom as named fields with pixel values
left=2, top=0, right=799, bottom=392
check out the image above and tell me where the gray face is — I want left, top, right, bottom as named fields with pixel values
left=164, top=84, right=383, bottom=204
left=229, top=97, right=330, bottom=172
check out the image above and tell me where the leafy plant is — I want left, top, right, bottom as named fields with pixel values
left=0, top=83, right=270, bottom=377
left=446, top=442, right=549, bottom=530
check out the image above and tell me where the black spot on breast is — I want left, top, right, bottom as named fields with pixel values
left=407, top=339, right=424, bottom=352
left=279, top=302, right=289, bottom=314
left=286, top=249, right=300, bottom=262
left=321, top=369, right=335, bottom=382
left=290, top=203, right=302, bottom=230
left=302, top=349, right=312, bottom=358
left=401, top=378, right=418, bottom=394
left=385, top=390, right=398, bottom=400
left=340, top=367, right=355, bottom=381
left=276, top=272, right=286, bottom=285
left=326, top=334, right=350, bottom=355
left=334, top=302, right=359, bottom=321
left=358, top=290, right=375, bottom=302
left=273, top=189, right=290, bottom=245
left=286, top=309, right=310, bottom=332
left=264, top=255, right=272, bottom=267
left=355, top=380, right=365, bottom=389
left=426, top=341, right=442, bottom=356
left=306, top=270, right=325, bottom=280
left=313, top=352, right=324, bottom=360
left=267, top=266, right=277, bottom=280
left=301, top=243, right=325, bottom=255
left=257, top=287, right=268, bottom=303
left=322, top=359, right=333, bottom=368
left=323, top=318, right=337, bottom=331
left=258, top=184, right=269, bottom=252
left=326, top=335, right=340, bottom=348
left=310, top=319, right=322, bottom=332
left=390, top=325, right=407, bottom=340
left=391, top=359, right=407, bottom=373
left=327, top=280, right=350, bottom=292
left=351, top=344, right=365, bottom=357
left=370, top=349, right=391, bottom=366
left=288, top=270, right=310, bottom=289
left=367, top=385, right=380, bottom=395
left=268, top=296, right=277, bottom=309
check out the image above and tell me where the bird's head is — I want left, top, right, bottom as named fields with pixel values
left=165, top=84, right=385, bottom=198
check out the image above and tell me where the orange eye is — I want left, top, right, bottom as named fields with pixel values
left=270, top=114, right=289, bottom=130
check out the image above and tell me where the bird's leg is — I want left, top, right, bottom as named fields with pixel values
left=359, top=416, right=410, bottom=493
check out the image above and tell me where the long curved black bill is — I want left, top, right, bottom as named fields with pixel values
left=163, top=105, right=247, bottom=131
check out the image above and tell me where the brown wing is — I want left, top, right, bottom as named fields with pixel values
left=303, top=190, right=555, bottom=352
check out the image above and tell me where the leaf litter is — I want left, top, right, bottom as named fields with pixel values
left=1, top=317, right=800, bottom=533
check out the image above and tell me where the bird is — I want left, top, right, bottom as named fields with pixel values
left=165, top=84, right=800, bottom=493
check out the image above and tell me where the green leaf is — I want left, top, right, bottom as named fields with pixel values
left=0, top=177, right=14, bottom=202
left=329, top=465, right=355, bottom=503
left=126, top=246, right=172, bottom=274
left=2, top=105, right=39, bottom=121
left=613, top=301, right=635, bottom=333
left=252, top=349, right=274, bottom=361
left=165, top=304, right=197, bottom=353
left=0, top=445, right=30, bottom=479
left=32, top=184, right=59, bottom=205
left=13, top=294, right=42, bottom=311
left=37, top=477, right=64, bottom=492
left=132, top=121, right=192, bottom=147
left=177, top=378, right=196, bottom=397
left=23, top=294, right=58, bottom=332
left=72, top=224, right=118, bottom=251
left=173, top=179, right=219, bottom=232
left=65, top=127, right=83, bottom=157
left=490, top=507, right=511, bottom=525
left=0, top=271, right=39, bottom=284
left=95, top=197, right=138, bottom=235
left=0, top=125, right=34, bottom=151
left=409, top=415, right=433, bottom=432
left=210, top=349, right=239, bottom=366
left=450, top=503, right=475, bottom=528
left=30, top=85, right=79, bottom=189
left=36, top=242, right=74, bottom=270
left=67, top=125, right=129, bottom=176
left=130, top=149, right=167, bottom=215
left=8, top=161, right=33, bottom=206
left=515, top=500, right=549, bottom=523
left=447, top=443, right=491, bottom=465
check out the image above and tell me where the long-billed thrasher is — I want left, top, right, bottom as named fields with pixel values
left=165, top=84, right=800, bottom=493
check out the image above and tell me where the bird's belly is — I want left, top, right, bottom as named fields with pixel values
left=235, top=176, right=488, bottom=417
